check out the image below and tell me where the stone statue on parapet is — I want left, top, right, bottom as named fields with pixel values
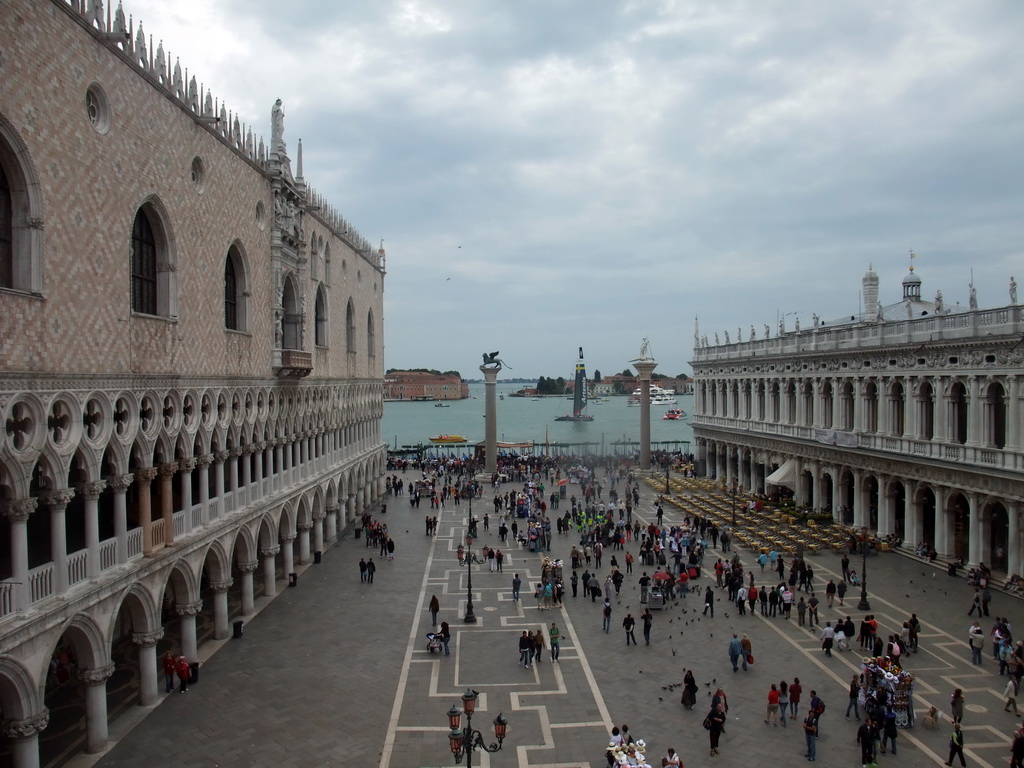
left=764, top=324, right=770, bottom=339
left=969, top=282, right=978, bottom=310
left=482, top=351, right=509, bottom=369
left=1011, top=277, right=1017, bottom=305
left=935, top=290, right=944, bottom=313
left=640, top=337, right=651, bottom=359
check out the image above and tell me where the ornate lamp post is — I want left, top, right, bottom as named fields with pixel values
left=665, top=464, right=670, bottom=496
left=857, top=525, right=871, bottom=611
left=730, top=480, right=738, bottom=528
left=457, top=543, right=485, bottom=623
left=448, top=690, right=507, bottom=766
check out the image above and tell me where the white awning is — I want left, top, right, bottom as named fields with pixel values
left=766, top=458, right=798, bottom=489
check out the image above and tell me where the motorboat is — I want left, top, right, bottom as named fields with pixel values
left=429, top=434, right=466, bottom=443
left=627, top=384, right=677, bottom=405
left=663, top=408, right=686, bottom=420
left=434, top=402, right=450, bottom=407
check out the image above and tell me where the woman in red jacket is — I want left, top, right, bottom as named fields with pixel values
left=162, top=651, right=176, bottom=693
left=176, top=656, right=191, bottom=693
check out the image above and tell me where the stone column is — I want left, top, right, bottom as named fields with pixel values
left=480, top=363, right=501, bottom=475
left=1008, top=501, right=1021, bottom=578
left=132, top=629, right=164, bottom=706
left=260, top=546, right=280, bottom=597
left=80, top=664, right=114, bottom=753
left=281, top=534, right=296, bottom=578
left=213, top=451, right=227, bottom=518
left=239, top=447, right=252, bottom=508
left=273, top=439, right=284, bottom=491
left=210, top=580, right=233, bottom=640
left=297, top=523, right=312, bottom=564
left=850, top=469, right=865, bottom=528
left=2, top=499, right=36, bottom=612
left=176, top=600, right=202, bottom=662
left=966, top=492, right=981, bottom=566
left=239, top=561, right=258, bottom=615
left=251, top=442, right=264, bottom=499
left=158, top=462, right=178, bottom=546
left=632, top=357, right=658, bottom=470
left=107, top=474, right=132, bottom=564
left=905, top=481, right=921, bottom=548
left=312, top=512, right=325, bottom=557
left=135, top=467, right=157, bottom=556
left=934, top=487, right=949, bottom=556
left=196, top=455, right=212, bottom=526
left=1008, top=377, right=1021, bottom=451
left=178, top=458, right=196, bottom=534
left=831, top=472, right=842, bottom=524
left=967, top=376, right=982, bottom=446
left=325, top=505, right=339, bottom=542
left=1, top=710, right=49, bottom=768
left=42, top=488, right=75, bottom=594
left=878, top=479, right=895, bottom=537
left=226, top=449, right=240, bottom=513
left=77, top=481, right=105, bottom=579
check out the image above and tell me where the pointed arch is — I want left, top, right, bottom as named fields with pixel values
left=345, top=298, right=356, bottom=353
left=0, top=110, right=44, bottom=292
left=314, top=283, right=328, bottom=347
left=130, top=196, right=177, bottom=318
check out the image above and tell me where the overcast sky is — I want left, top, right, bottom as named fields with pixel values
left=130, top=0, right=1024, bottom=381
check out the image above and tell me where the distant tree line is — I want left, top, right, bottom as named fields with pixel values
left=386, top=368, right=462, bottom=378
left=536, top=376, right=567, bottom=395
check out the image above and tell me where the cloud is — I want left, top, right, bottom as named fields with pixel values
left=129, top=0, right=1024, bottom=379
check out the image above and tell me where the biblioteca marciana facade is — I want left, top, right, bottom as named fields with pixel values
left=692, top=265, right=1024, bottom=577
left=0, top=2, right=386, bottom=765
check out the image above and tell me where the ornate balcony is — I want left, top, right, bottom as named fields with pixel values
left=275, top=349, right=313, bottom=378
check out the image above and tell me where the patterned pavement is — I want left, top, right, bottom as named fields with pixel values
left=66, top=472, right=1019, bottom=768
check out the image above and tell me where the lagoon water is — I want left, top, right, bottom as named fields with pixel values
left=382, top=381, right=695, bottom=453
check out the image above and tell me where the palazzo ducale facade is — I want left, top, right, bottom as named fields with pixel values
left=0, top=3, right=386, bottom=765
left=691, top=266, right=1024, bottom=579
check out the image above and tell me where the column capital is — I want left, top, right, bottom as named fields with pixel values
left=257, top=440, right=269, bottom=451
left=196, top=454, right=214, bottom=469
left=80, top=663, right=115, bottom=686
left=210, top=579, right=234, bottom=593
left=311, top=511, right=326, bottom=523
left=1, top=498, right=38, bottom=523
left=179, top=457, right=197, bottom=472
left=136, top=467, right=159, bottom=484
left=280, top=534, right=297, bottom=543
left=158, top=462, right=179, bottom=478
left=238, top=560, right=259, bottom=574
left=1, top=709, right=50, bottom=739
left=297, top=523, right=313, bottom=533
left=229, top=446, right=245, bottom=459
left=276, top=437, right=290, bottom=447
left=41, top=488, right=76, bottom=509
left=260, top=546, right=281, bottom=558
left=132, top=628, right=164, bottom=647
left=132, top=630, right=163, bottom=651
left=107, top=473, right=134, bottom=492
left=325, top=505, right=341, bottom=515
left=175, top=600, right=203, bottom=616
left=77, top=480, right=107, bottom=501
left=215, top=450, right=231, bottom=463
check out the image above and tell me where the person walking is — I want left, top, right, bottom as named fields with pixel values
left=549, top=623, right=561, bottom=662
left=704, top=585, right=715, bottom=617
left=570, top=570, right=578, bottom=597
left=359, top=558, right=367, bottom=583
left=162, top=651, right=176, bottom=694
left=778, top=680, right=789, bottom=727
left=837, top=579, right=848, bottom=606
left=765, top=683, right=781, bottom=726
left=728, top=634, right=746, bottom=672
left=366, top=558, right=375, bottom=584
left=707, top=701, right=727, bottom=757
left=880, top=707, right=899, bottom=755
left=820, top=622, right=835, bottom=657
left=945, top=722, right=966, bottom=767
left=803, top=710, right=818, bottom=761
left=789, top=678, right=803, bottom=719
left=519, top=630, right=532, bottom=668
left=512, top=573, right=522, bottom=601
left=641, top=608, right=653, bottom=646
left=968, top=589, right=983, bottom=616
left=532, top=629, right=545, bottom=665
left=797, top=597, right=807, bottom=626
left=968, top=621, right=984, bottom=664
left=623, top=613, right=637, bottom=645
left=176, top=655, right=191, bottom=693
left=603, top=599, right=613, bottom=633
left=807, top=593, right=820, bottom=626
left=1005, top=675, right=1021, bottom=715
left=825, top=579, right=837, bottom=608
left=846, top=674, right=862, bottom=720
left=440, top=621, right=451, bottom=656
left=857, top=717, right=877, bottom=768
left=428, top=595, right=440, bottom=627
left=950, top=688, right=965, bottom=724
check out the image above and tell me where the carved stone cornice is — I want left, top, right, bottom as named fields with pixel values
left=175, top=600, right=203, bottom=616
left=132, top=629, right=164, bottom=647
left=80, top=663, right=115, bottom=686
left=2, top=498, right=38, bottom=523
left=107, top=473, right=134, bottom=492
left=1, top=709, right=49, bottom=739
left=77, top=481, right=107, bottom=501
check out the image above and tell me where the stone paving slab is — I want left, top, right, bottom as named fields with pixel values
left=73, top=474, right=1021, bottom=768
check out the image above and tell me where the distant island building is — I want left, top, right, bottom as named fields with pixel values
left=691, top=264, right=1023, bottom=577
left=385, top=371, right=468, bottom=400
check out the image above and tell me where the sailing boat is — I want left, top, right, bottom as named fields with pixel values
left=554, top=347, right=594, bottom=422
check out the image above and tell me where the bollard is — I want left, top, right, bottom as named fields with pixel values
left=232, top=620, right=244, bottom=639
left=288, top=573, right=298, bottom=587
left=314, top=551, right=322, bottom=564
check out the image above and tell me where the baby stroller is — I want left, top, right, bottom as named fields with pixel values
left=425, top=632, right=443, bottom=653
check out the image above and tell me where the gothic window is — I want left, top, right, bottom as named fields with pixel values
left=315, top=284, right=328, bottom=347
left=224, top=254, right=238, bottom=329
left=366, top=309, right=375, bottom=358
left=0, top=163, right=11, bottom=288
left=131, top=209, right=158, bottom=315
left=346, top=300, right=356, bottom=353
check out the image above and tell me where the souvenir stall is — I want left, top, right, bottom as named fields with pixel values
left=860, top=657, right=915, bottom=727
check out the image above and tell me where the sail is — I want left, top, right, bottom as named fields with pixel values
left=573, top=347, right=587, bottom=417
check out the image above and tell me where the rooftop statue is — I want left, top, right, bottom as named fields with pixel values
left=482, top=351, right=509, bottom=369
left=969, top=282, right=978, bottom=310
left=1011, top=276, right=1017, bottom=305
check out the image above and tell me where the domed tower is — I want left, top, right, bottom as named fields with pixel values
left=862, top=264, right=880, bottom=322
left=902, top=264, right=921, bottom=302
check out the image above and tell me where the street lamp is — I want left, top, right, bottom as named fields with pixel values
left=730, top=480, right=738, bottom=528
left=665, top=464, right=670, bottom=496
left=457, top=542, right=485, bottom=623
left=447, top=689, right=507, bottom=766
left=857, top=525, right=871, bottom=610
